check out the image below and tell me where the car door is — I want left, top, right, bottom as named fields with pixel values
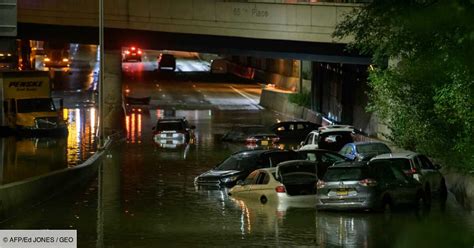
left=418, top=155, right=441, bottom=191
left=389, top=164, right=418, bottom=204
left=233, top=171, right=259, bottom=196
left=248, top=171, right=274, bottom=199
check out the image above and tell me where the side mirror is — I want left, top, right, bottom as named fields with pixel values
left=237, top=180, right=245, bottom=186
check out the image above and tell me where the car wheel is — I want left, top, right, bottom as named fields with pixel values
left=260, top=195, right=268, bottom=204
left=439, top=179, right=448, bottom=200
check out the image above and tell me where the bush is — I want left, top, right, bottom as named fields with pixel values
left=288, top=92, right=311, bottom=108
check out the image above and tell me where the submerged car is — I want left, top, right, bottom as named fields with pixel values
left=158, top=53, right=176, bottom=71
left=316, top=160, right=425, bottom=211
left=300, top=125, right=355, bottom=152
left=152, top=117, right=195, bottom=148
left=245, top=133, right=280, bottom=149
left=339, top=142, right=391, bottom=161
left=194, top=149, right=298, bottom=188
left=271, top=120, right=320, bottom=141
left=229, top=160, right=319, bottom=205
left=370, top=152, right=447, bottom=201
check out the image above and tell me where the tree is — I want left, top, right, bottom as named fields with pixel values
left=334, top=0, right=474, bottom=170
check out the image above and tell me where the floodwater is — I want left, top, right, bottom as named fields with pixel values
left=1, top=45, right=473, bottom=247
left=1, top=107, right=473, bottom=247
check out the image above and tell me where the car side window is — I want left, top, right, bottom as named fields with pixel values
left=297, top=123, right=305, bottom=130
left=304, top=133, right=314, bottom=145
left=244, top=171, right=259, bottom=185
left=256, top=172, right=269, bottom=185
left=419, top=155, right=435, bottom=170
left=340, top=145, right=351, bottom=155
left=389, top=165, right=408, bottom=183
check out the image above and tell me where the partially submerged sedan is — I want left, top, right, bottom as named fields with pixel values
left=194, top=149, right=298, bottom=188
left=316, top=160, right=426, bottom=211
left=229, top=160, right=319, bottom=206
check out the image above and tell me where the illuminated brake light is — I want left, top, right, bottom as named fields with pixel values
left=131, top=47, right=136, bottom=50
left=246, top=138, right=257, bottom=143
left=359, top=178, right=378, bottom=187
left=316, top=180, right=326, bottom=189
left=137, top=50, right=142, bottom=55
left=125, top=51, right=130, bottom=55
left=275, top=186, right=286, bottom=193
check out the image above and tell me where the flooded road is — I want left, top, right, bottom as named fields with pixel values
left=1, top=47, right=473, bottom=247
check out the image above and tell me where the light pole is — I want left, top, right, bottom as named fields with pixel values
left=99, top=0, right=105, bottom=147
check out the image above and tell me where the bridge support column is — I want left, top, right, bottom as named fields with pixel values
left=102, top=50, right=125, bottom=136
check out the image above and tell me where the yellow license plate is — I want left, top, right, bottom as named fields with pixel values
left=261, top=140, right=268, bottom=145
left=336, top=189, right=348, bottom=196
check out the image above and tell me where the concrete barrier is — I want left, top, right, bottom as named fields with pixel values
left=0, top=137, right=115, bottom=221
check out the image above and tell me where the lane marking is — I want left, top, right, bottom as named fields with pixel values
left=229, top=86, right=264, bottom=110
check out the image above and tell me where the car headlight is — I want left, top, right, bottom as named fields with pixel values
left=221, top=176, right=239, bottom=183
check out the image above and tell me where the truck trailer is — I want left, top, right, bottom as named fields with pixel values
left=0, top=71, right=67, bottom=136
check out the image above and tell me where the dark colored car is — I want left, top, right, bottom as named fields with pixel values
left=152, top=117, right=195, bottom=148
left=123, top=47, right=142, bottom=62
left=339, top=142, right=391, bottom=161
left=271, top=121, right=320, bottom=140
left=297, top=149, right=348, bottom=178
left=158, top=54, right=176, bottom=71
left=245, top=133, right=280, bottom=149
left=371, top=152, right=447, bottom=202
left=316, top=160, right=425, bottom=211
left=194, top=149, right=298, bottom=188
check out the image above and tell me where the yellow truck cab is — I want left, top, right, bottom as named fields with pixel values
left=0, top=71, right=67, bottom=136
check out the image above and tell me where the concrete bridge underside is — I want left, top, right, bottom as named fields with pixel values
left=17, top=0, right=368, bottom=63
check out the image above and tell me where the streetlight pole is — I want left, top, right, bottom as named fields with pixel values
left=99, top=0, right=105, bottom=147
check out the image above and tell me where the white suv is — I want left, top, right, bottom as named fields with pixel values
left=299, top=125, right=355, bottom=151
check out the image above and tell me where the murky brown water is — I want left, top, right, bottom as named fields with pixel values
left=1, top=108, right=473, bottom=247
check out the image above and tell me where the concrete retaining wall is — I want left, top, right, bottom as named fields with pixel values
left=444, top=170, right=474, bottom=211
left=0, top=139, right=113, bottom=220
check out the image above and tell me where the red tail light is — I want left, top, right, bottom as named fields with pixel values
left=275, top=186, right=286, bottom=193
left=316, top=180, right=326, bottom=189
left=359, top=178, right=378, bottom=187
left=246, top=138, right=257, bottom=143
left=131, top=47, right=136, bottom=50
left=125, top=51, right=130, bottom=55
left=405, top=168, right=418, bottom=175
left=137, top=50, right=142, bottom=55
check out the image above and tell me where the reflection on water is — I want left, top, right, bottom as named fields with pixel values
left=0, top=107, right=97, bottom=185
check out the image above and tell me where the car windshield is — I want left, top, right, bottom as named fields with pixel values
left=215, top=154, right=259, bottom=171
left=324, top=167, right=367, bottom=181
left=357, top=143, right=391, bottom=155
left=17, top=98, right=56, bottom=113
left=156, top=122, right=184, bottom=131
left=298, top=151, right=345, bottom=163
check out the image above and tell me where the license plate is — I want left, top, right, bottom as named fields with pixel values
left=261, top=140, right=268, bottom=145
left=336, top=189, right=348, bottom=196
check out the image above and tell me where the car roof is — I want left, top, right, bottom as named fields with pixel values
left=346, top=141, right=389, bottom=146
left=231, top=148, right=288, bottom=156
left=371, top=152, right=418, bottom=160
left=330, top=161, right=367, bottom=168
